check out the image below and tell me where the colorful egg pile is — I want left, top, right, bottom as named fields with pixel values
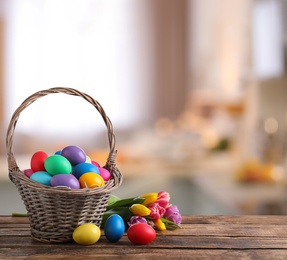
left=24, top=145, right=112, bottom=189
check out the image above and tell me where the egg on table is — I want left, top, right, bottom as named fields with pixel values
left=104, top=214, right=125, bottom=242
left=73, top=223, right=101, bottom=245
left=127, top=223, right=156, bottom=245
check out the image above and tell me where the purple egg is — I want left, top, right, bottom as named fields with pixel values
left=61, top=145, right=86, bottom=166
left=50, top=174, right=80, bottom=189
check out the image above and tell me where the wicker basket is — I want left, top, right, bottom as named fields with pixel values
left=6, top=87, right=123, bottom=243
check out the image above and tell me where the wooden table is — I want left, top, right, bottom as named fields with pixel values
left=1, top=215, right=287, bottom=259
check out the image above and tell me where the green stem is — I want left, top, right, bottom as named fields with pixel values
left=12, top=212, right=28, bottom=217
left=161, top=217, right=182, bottom=229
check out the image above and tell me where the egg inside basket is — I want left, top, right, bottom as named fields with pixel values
left=6, top=87, right=123, bottom=243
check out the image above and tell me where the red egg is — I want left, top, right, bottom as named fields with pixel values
left=127, top=223, right=156, bottom=245
left=30, top=151, right=48, bottom=172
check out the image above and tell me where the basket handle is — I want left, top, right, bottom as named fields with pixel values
left=6, top=87, right=117, bottom=173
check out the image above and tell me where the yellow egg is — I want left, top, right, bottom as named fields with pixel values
left=79, top=172, right=105, bottom=189
left=73, top=223, right=101, bottom=245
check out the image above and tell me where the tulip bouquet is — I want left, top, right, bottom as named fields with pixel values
left=102, top=191, right=182, bottom=231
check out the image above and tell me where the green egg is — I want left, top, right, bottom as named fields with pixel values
left=44, top=155, right=72, bottom=175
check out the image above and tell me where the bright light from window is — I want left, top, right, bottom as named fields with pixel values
left=252, top=0, right=284, bottom=79
left=4, top=0, right=151, bottom=137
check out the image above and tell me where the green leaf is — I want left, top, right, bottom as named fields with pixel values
left=108, top=195, right=121, bottom=205
left=106, top=197, right=145, bottom=210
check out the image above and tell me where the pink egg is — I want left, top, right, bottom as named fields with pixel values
left=99, top=167, right=111, bottom=181
left=23, top=169, right=34, bottom=178
left=92, top=160, right=101, bottom=167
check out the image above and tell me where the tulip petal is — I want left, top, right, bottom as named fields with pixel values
left=154, top=219, right=166, bottom=231
left=130, top=204, right=151, bottom=216
left=140, top=192, right=158, bottom=206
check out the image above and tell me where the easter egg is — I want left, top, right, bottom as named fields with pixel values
left=44, top=155, right=72, bottom=175
left=30, top=151, right=48, bottom=172
left=91, top=160, right=100, bottom=167
left=61, top=145, right=86, bottom=166
left=85, top=156, right=92, bottom=163
left=72, top=162, right=100, bottom=179
left=50, top=174, right=80, bottom=189
left=99, top=167, right=111, bottom=181
left=23, top=169, right=34, bottom=178
left=127, top=223, right=156, bottom=245
left=73, top=223, right=101, bottom=245
left=79, top=172, right=105, bottom=188
left=104, top=214, right=125, bottom=242
left=30, top=171, right=52, bottom=186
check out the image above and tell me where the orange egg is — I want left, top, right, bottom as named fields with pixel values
left=79, top=172, right=105, bottom=189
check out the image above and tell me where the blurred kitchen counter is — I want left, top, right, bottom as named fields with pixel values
left=189, top=153, right=287, bottom=215
left=116, top=152, right=287, bottom=215
left=1, top=153, right=287, bottom=215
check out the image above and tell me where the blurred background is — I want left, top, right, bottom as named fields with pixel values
left=0, top=0, right=287, bottom=215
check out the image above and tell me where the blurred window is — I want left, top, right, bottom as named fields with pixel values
left=252, top=0, right=285, bottom=79
left=4, top=0, right=152, bottom=136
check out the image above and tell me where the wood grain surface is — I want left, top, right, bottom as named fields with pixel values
left=1, top=215, right=287, bottom=259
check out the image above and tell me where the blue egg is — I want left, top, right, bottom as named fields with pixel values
left=30, top=171, right=52, bottom=186
left=72, top=162, right=100, bottom=179
left=104, top=214, right=125, bottom=242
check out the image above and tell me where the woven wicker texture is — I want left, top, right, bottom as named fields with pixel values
left=6, top=87, right=123, bottom=243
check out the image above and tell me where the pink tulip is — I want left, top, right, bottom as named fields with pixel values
left=156, top=191, right=170, bottom=208
left=148, top=203, right=166, bottom=221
